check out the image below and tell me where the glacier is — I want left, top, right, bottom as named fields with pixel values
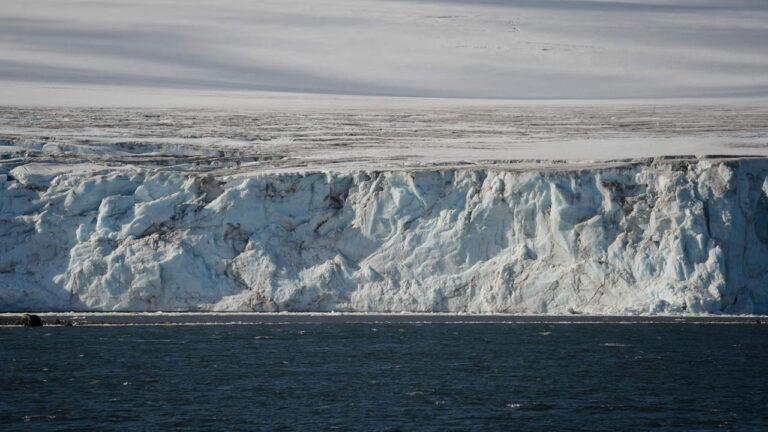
left=2, top=155, right=768, bottom=314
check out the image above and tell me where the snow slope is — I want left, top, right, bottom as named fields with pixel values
left=1, top=0, right=768, bottom=103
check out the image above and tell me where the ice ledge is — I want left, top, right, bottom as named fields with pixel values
left=1, top=312, right=765, bottom=326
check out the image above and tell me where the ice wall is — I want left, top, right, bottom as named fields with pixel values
left=2, top=158, right=768, bottom=314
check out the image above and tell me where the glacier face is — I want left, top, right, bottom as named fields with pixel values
left=2, top=157, right=768, bottom=314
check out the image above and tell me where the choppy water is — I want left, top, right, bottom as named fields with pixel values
left=1, top=323, right=767, bottom=431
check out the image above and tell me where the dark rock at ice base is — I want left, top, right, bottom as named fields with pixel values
left=52, top=319, right=73, bottom=326
left=22, top=314, right=43, bottom=327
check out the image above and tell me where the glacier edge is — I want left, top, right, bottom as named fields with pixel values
left=2, top=158, right=768, bottom=314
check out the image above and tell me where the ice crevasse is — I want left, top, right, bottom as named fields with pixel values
left=1, top=158, right=768, bottom=314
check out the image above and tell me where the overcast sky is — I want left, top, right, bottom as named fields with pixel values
left=1, top=0, right=767, bottom=100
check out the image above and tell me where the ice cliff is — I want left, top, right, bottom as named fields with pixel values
left=2, top=157, right=768, bottom=314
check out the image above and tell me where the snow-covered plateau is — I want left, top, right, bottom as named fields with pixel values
left=1, top=105, right=768, bottom=314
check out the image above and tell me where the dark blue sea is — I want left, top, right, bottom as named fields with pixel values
left=2, top=322, right=767, bottom=431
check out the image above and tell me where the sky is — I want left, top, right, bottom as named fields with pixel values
left=1, top=0, right=767, bottom=103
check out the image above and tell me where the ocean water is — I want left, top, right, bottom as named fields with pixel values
left=1, top=323, right=767, bottom=431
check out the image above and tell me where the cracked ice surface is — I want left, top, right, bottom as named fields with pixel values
left=1, top=104, right=768, bottom=173
left=1, top=105, right=768, bottom=313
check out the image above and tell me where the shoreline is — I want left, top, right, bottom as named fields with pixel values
left=0, top=312, right=765, bottom=326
